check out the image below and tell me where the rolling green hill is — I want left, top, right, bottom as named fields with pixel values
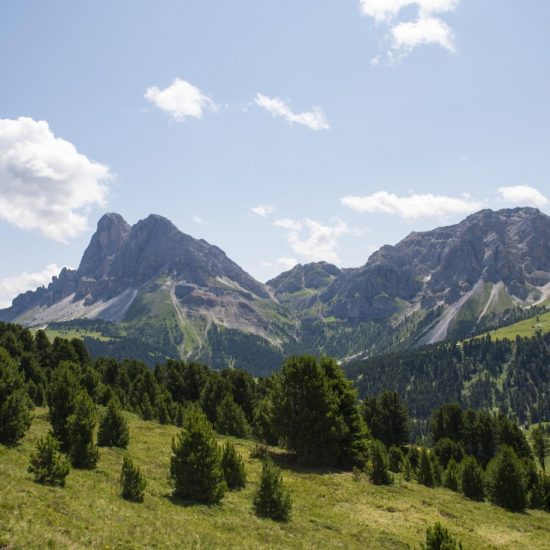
left=1, top=409, right=549, bottom=549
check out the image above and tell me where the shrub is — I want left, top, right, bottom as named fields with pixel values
left=67, top=390, right=99, bottom=469
left=418, top=448, right=435, bottom=488
left=221, top=441, right=247, bottom=490
left=407, top=446, right=420, bottom=470
left=486, top=446, right=527, bottom=511
left=170, top=406, right=226, bottom=504
left=28, top=433, right=70, bottom=486
left=48, top=361, right=80, bottom=450
left=98, top=399, right=129, bottom=448
left=459, top=456, right=485, bottom=501
left=403, top=456, right=413, bottom=481
left=388, top=446, right=404, bottom=473
left=0, top=350, right=32, bottom=444
left=433, top=438, right=465, bottom=469
left=120, top=456, right=146, bottom=502
left=370, top=440, right=392, bottom=485
left=216, top=395, right=251, bottom=439
left=253, top=458, right=292, bottom=522
left=522, top=458, right=545, bottom=509
left=443, top=459, right=459, bottom=492
left=421, top=522, right=463, bottom=550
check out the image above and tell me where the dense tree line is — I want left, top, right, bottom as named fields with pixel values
left=347, top=333, right=550, bottom=424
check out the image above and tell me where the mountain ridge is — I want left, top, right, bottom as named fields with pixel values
left=2, top=207, right=550, bottom=371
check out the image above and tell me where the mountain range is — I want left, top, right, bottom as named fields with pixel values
left=2, top=207, right=549, bottom=373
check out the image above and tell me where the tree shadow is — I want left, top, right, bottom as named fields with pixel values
left=261, top=448, right=343, bottom=476
left=165, top=493, right=224, bottom=509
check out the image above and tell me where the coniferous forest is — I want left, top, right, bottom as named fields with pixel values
left=1, top=320, right=550, bottom=548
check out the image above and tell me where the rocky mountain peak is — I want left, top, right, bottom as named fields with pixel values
left=78, top=213, right=131, bottom=279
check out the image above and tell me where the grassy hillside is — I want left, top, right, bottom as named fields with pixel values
left=484, top=310, right=550, bottom=341
left=1, top=410, right=549, bottom=549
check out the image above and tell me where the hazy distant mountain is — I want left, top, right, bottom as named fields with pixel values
left=2, top=207, right=549, bottom=371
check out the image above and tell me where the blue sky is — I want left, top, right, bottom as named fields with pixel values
left=0, top=0, right=549, bottom=307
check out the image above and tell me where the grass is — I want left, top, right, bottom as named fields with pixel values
left=1, top=410, right=550, bottom=549
left=30, top=328, right=112, bottom=342
left=484, top=310, right=550, bottom=341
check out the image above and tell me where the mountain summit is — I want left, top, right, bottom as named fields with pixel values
left=2, top=207, right=549, bottom=371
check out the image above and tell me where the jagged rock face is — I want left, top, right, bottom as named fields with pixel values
left=0, top=214, right=276, bottom=340
left=268, top=262, right=341, bottom=295
left=2, top=207, right=550, bottom=363
left=273, top=208, right=550, bottom=327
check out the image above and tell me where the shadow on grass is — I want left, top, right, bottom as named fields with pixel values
left=165, top=493, right=224, bottom=509
left=258, top=447, right=344, bottom=476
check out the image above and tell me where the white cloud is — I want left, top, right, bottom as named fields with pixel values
left=274, top=218, right=349, bottom=263
left=145, top=78, right=218, bottom=122
left=254, top=94, right=329, bottom=131
left=0, top=263, right=61, bottom=309
left=192, top=215, right=206, bottom=224
left=497, top=185, right=549, bottom=208
left=360, top=0, right=459, bottom=59
left=360, top=0, right=459, bottom=22
left=392, top=17, right=454, bottom=52
left=341, top=191, right=482, bottom=219
left=0, top=117, right=111, bottom=242
left=251, top=205, right=276, bottom=218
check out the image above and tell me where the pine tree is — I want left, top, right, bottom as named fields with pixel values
left=443, top=459, right=459, bottom=492
left=403, top=456, right=413, bottom=481
left=170, top=406, right=226, bottom=503
left=363, top=391, right=410, bottom=448
left=531, top=426, right=548, bottom=473
left=370, top=440, right=392, bottom=485
left=221, top=441, right=247, bottom=490
left=418, top=448, right=435, bottom=487
left=253, top=458, right=292, bottom=522
left=67, top=390, right=99, bottom=469
left=98, top=399, right=129, bottom=448
left=421, top=522, right=463, bottom=550
left=140, top=393, right=155, bottom=421
left=28, top=433, right=70, bottom=486
left=523, top=459, right=546, bottom=509
left=216, top=395, right=251, bottom=438
left=388, top=446, right=404, bottom=473
left=459, top=456, right=485, bottom=501
left=486, top=446, right=527, bottom=511
left=0, top=351, right=31, bottom=444
left=120, top=456, right=146, bottom=502
left=48, top=361, right=80, bottom=450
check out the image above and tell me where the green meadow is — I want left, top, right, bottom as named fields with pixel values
left=1, top=409, right=549, bottom=549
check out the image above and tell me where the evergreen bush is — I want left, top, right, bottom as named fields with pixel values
left=459, top=456, right=485, bottom=501
left=98, top=399, right=129, bottom=448
left=28, top=433, right=70, bottom=486
left=67, top=390, right=99, bottom=469
left=221, top=441, right=247, bottom=490
left=418, top=448, right=435, bottom=487
left=388, top=446, right=404, bottom=473
left=253, top=458, right=292, bottom=522
left=170, top=406, right=226, bottom=503
left=216, top=395, right=251, bottom=438
left=443, top=458, right=459, bottom=492
left=120, top=456, right=146, bottom=502
left=486, top=446, right=527, bottom=511
left=0, top=350, right=32, bottom=444
left=370, top=439, right=392, bottom=485
left=421, top=522, right=463, bottom=550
